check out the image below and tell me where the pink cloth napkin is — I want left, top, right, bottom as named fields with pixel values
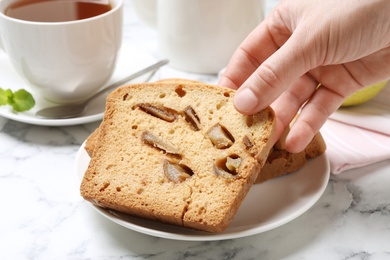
left=321, top=82, right=390, bottom=174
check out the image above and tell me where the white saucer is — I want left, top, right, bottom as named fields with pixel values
left=76, top=143, right=330, bottom=241
left=0, top=44, right=157, bottom=126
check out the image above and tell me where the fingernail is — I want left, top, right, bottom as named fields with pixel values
left=234, top=88, right=258, bottom=113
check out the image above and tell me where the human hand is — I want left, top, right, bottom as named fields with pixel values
left=219, top=0, right=390, bottom=153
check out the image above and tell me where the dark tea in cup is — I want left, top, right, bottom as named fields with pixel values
left=5, top=0, right=111, bottom=22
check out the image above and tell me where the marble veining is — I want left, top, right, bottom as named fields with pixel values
left=1, top=1, right=390, bottom=259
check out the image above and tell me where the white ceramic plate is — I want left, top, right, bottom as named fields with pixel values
left=0, top=44, right=157, bottom=126
left=76, top=143, right=330, bottom=241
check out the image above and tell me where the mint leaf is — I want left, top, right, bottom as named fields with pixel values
left=10, top=89, right=36, bottom=112
left=0, top=88, right=13, bottom=106
left=0, top=87, right=35, bottom=112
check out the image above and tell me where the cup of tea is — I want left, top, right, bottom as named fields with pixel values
left=0, top=0, right=123, bottom=104
left=156, top=0, right=264, bottom=74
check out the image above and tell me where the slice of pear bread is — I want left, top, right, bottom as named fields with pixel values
left=80, top=81, right=276, bottom=232
left=255, top=131, right=326, bottom=184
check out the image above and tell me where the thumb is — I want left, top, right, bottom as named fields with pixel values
left=233, top=33, right=315, bottom=115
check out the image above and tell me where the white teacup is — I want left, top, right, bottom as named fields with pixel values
left=0, top=0, right=123, bottom=104
left=152, top=0, right=264, bottom=74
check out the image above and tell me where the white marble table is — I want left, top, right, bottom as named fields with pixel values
left=1, top=1, right=390, bottom=259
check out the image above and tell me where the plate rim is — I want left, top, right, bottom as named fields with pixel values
left=75, top=142, right=330, bottom=241
left=0, top=107, right=104, bottom=126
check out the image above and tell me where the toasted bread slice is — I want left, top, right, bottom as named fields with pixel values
left=255, top=129, right=326, bottom=184
left=80, top=81, right=276, bottom=232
